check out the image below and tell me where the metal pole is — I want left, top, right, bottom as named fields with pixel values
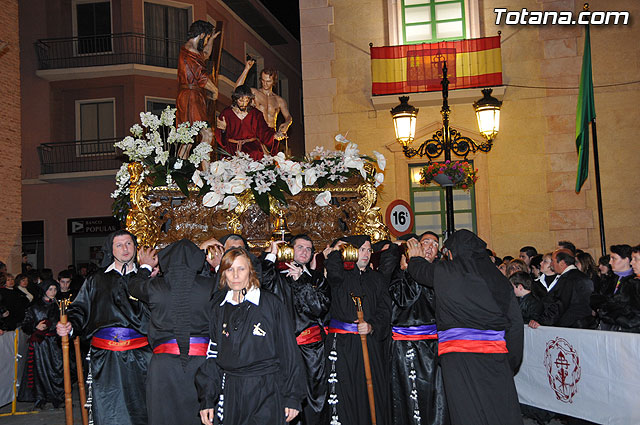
left=591, top=119, right=606, bottom=256
left=441, top=62, right=455, bottom=238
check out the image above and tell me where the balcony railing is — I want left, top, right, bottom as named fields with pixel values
left=37, top=139, right=123, bottom=175
left=34, top=33, right=183, bottom=70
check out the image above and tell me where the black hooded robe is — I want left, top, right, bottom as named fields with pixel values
left=389, top=266, right=449, bottom=425
left=128, top=239, right=214, bottom=425
left=324, top=235, right=392, bottom=425
left=66, top=231, right=151, bottom=425
left=195, top=288, right=306, bottom=425
left=407, top=230, right=523, bottom=425
left=262, top=254, right=331, bottom=425
left=17, top=288, right=64, bottom=407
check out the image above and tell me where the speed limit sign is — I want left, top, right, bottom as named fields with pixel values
left=385, top=200, right=415, bottom=237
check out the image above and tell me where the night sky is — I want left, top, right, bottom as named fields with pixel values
left=258, top=0, right=300, bottom=40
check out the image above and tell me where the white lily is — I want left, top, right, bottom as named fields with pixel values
left=222, top=195, right=239, bottom=211
left=315, top=190, right=332, bottom=207
left=209, top=160, right=227, bottom=176
left=304, top=168, right=318, bottom=186
left=203, top=191, right=223, bottom=208
left=372, top=151, right=386, bottom=171
left=288, top=174, right=303, bottom=195
left=192, top=170, right=204, bottom=187
left=344, top=142, right=359, bottom=158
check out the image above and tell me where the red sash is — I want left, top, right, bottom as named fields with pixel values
left=296, top=325, right=323, bottom=345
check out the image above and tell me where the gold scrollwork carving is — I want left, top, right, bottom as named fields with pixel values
left=126, top=174, right=390, bottom=249
left=226, top=191, right=254, bottom=235
left=126, top=162, right=160, bottom=248
left=353, top=181, right=390, bottom=243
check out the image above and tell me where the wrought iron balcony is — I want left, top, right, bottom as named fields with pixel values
left=34, top=33, right=245, bottom=83
left=37, top=139, right=123, bottom=175
left=34, top=33, right=183, bottom=70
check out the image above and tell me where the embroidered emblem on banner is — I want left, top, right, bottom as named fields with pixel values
left=253, top=323, right=266, bottom=337
left=544, top=337, right=581, bottom=403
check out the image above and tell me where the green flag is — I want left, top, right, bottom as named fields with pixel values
left=575, top=25, right=596, bottom=193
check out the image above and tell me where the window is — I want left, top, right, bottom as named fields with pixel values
left=401, top=0, right=466, bottom=44
left=76, top=99, right=115, bottom=154
left=278, top=72, right=289, bottom=105
left=75, top=1, right=112, bottom=54
left=409, top=163, right=476, bottom=235
left=219, top=49, right=245, bottom=82
left=146, top=97, right=176, bottom=116
left=23, top=221, right=45, bottom=271
left=144, top=2, right=190, bottom=68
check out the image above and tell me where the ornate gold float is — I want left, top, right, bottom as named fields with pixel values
left=125, top=163, right=390, bottom=249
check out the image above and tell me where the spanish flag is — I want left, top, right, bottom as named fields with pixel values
left=370, top=36, right=502, bottom=96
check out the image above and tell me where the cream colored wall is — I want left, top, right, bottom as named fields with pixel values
left=300, top=0, right=640, bottom=257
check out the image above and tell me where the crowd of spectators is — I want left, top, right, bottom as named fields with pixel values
left=0, top=261, right=91, bottom=335
left=491, top=241, right=640, bottom=333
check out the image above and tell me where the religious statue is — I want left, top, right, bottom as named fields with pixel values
left=176, top=20, right=220, bottom=162
left=215, top=85, right=284, bottom=161
left=235, top=59, right=293, bottom=138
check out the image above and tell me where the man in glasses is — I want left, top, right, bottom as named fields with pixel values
left=406, top=229, right=523, bottom=425
left=262, top=235, right=330, bottom=425
left=388, top=231, right=449, bottom=425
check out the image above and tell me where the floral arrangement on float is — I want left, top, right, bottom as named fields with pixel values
left=419, top=160, right=478, bottom=190
left=111, top=107, right=386, bottom=222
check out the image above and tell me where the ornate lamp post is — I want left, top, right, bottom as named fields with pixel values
left=391, top=61, right=502, bottom=237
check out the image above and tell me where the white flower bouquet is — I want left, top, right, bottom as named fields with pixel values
left=111, top=108, right=385, bottom=221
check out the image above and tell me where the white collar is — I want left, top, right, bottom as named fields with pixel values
left=560, top=265, right=577, bottom=275
left=220, top=286, right=260, bottom=306
left=538, top=274, right=559, bottom=292
left=105, top=262, right=138, bottom=275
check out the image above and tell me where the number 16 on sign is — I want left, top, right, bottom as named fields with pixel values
left=385, top=200, right=415, bottom=237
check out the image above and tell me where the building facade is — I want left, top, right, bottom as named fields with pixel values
left=300, top=0, right=640, bottom=257
left=0, top=0, right=22, bottom=273
left=20, top=0, right=302, bottom=273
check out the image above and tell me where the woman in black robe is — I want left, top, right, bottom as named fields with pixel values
left=17, top=279, right=64, bottom=408
left=196, top=247, right=305, bottom=425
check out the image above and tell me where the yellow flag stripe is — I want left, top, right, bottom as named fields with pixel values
left=371, top=48, right=502, bottom=84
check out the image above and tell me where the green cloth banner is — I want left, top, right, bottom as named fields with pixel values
left=575, top=25, right=596, bottom=193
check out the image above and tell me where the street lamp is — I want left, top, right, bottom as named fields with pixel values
left=390, top=61, right=502, bottom=237
left=390, top=96, right=418, bottom=146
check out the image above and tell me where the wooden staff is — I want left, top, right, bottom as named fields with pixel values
left=74, top=336, right=89, bottom=425
left=351, top=294, right=376, bottom=425
left=58, top=299, right=73, bottom=425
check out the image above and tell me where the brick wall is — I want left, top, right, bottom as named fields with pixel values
left=0, top=0, right=22, bottom=274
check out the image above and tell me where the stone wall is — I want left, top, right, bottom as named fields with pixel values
left=300, top=0, right=640, bottom=257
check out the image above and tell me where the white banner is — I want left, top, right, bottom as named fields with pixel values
left=0, top=331, right=17, bottom=406
left=515, top=326, right=640, bottom=425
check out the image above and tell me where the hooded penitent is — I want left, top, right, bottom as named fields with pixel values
left=340, top=235, right=371, bottom=248
left=442, top=229, right=513, bottom=318
left=157, top=239, right=206, bottom=368
left=397, top=233, right=418, bottom=242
